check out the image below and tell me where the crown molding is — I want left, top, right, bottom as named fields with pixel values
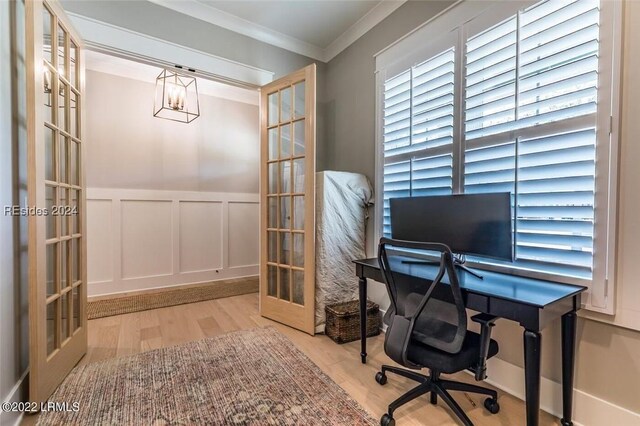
left=148, top=0, right=326, bottom=61
left=147, top=0, right=407, bottom=63
left=67, top=12, right=273, bottom=87
left=324, top=0, right=406, bottom=61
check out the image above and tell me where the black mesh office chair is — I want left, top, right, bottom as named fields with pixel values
left=375, top=238, right=501, bottom=426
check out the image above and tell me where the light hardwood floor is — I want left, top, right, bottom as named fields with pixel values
left=27, top=292, right=559, bottom=425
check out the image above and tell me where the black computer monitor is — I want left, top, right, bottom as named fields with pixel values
left=390, top=193, right=513, bottom=261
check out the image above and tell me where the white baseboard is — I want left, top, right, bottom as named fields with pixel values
left=377, top=311, right=640, bottom=425
left=480, top=356, right=640, bottom=426
left=88, top=266, right=259, bottom=297
left=1, top=369, right=28, bottom=426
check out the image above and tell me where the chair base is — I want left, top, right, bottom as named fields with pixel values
left=376, top=365, right=499, bottom=426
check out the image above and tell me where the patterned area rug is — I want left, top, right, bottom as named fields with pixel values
left=87, top=278, right=259, bottom=319
left=36, top=327, right=377, bottom=425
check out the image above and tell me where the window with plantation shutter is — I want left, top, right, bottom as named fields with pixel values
left=376, top=0, right=621, bottom=312
left=382, top=48, right=455, bottom=236
left=463, top=0, right=600, bottom=280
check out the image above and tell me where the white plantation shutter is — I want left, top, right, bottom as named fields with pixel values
left=465, top=17, right=517, bottom=141
left=376, top=0, right=620, bottom=312
left=463, top=0, right=600, bottom=280
left=515, top=130, right=595, bottom=277
left=382, top=48, right=455, bottom=237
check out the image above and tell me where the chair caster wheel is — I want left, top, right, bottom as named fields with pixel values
left=484, top=397, right=500, bottom=414
left=375, top=372, right=388, bottom=385
left=380, top=413, right=395, bottom=426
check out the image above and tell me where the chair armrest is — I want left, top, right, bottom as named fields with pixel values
left=471, top=313, right=498, bottom=381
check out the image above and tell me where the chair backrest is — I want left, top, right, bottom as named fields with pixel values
left=378, top=238, right=467, bottom=367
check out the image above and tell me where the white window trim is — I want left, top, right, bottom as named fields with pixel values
left=373, top=0, right=622, bottom=314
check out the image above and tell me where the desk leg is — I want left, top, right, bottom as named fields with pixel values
left=561, top=311, right=577, bottom=426
left=524, top=329, right=541, bottom=426
left=359, top=277, right=367, bottom=364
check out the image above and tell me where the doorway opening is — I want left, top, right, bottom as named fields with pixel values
left=82, top=50, right=261, bottom=314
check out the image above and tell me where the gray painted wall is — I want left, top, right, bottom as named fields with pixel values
left=85, top=70, right=260, bottom=192
left=323, top=1, right=455, bottom=180
left=0, top=1, right=29, bottom=424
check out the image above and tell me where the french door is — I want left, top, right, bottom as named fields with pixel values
left=26, top=0, right=87, bottom=402
left=260, top=65, right=316, bottom=335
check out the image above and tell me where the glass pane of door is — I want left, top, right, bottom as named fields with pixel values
left=45, top=185, right=56, bottom=238
left=43, top=7, right=52, bottom=63
left=58, top=80, right=66, bottom=131
left=71, top=189, right=79, bottom=234
left=267, top=197, right=277, bottom=228
left=57, top=25, right=66, bottom=78
left=294, top=81, right=305, bottom=118
left=70, top=91, right=78, bottom=138
left=279, top=232, right=290, bottom=265
left=280, top=124, right=291, bottom=159
left=72, top=286, right=80, bottom=331
left=61, top=292, right=69, bottom=341
left=268, top=163, right=277, bottom=194
left=268, top=92, right=278, bottom=126
left=292, top=234, right=304, bottom=267
left=293, top=120, right=305, bottom=156
left=45, top=126, right=55, bottom=179
left=71, top=238, right=79, bottom=284
left=293, top=158, right=305, bottom=193
left=267, top=265, right=277, bottom=297
left=70, top=41, right=77, bottom=88
left=60, top=240, right=68, bottom=289
left=268, top=127, right=278, bottom=160
left=279, top=161, right=290, bottom=194
left=279, top=267, right=290, bottom=301
left=293, top=196, right=304, bottom=230
left=46, top=243, right=57, bottom=297
left=280, top=87, right=292, bottom=122
left=46, top=301, right=57, bottom=355
left=292, top=270, right=304, bottom=305
left=267, top=231, right=277, bottom=263
left=279, top=196, right=290, bottom=229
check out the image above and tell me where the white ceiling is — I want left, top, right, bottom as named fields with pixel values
left=85, top=50, right=259, bottom=105
left=149, top=0, right=407, bottom=61
left=199, top=1, right=379, bottom=47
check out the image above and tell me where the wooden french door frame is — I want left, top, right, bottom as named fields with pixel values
left=26, top=0, right=87, bottom=402
left=259, top=65, right=316, bottom=335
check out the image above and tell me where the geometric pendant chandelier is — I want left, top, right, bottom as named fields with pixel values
left=153, top=68, right=200, bottom=123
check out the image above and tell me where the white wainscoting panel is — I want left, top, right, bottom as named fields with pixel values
left=121, top=200, right=173, bottom=279
left=179, top=201, right=223, bottom=273
left=87, top=189, right=259, bottom=296
left=87, top=199, right=114, bottom=283
left=228, top=201, right=260, bottom=268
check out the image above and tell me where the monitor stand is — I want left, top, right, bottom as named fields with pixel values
left=401, top=254, right=484, bottom=280
left=453, top=255, right=484, bottom=280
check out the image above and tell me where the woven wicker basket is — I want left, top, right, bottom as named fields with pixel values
left=325, top=300, right=381, bottom=344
